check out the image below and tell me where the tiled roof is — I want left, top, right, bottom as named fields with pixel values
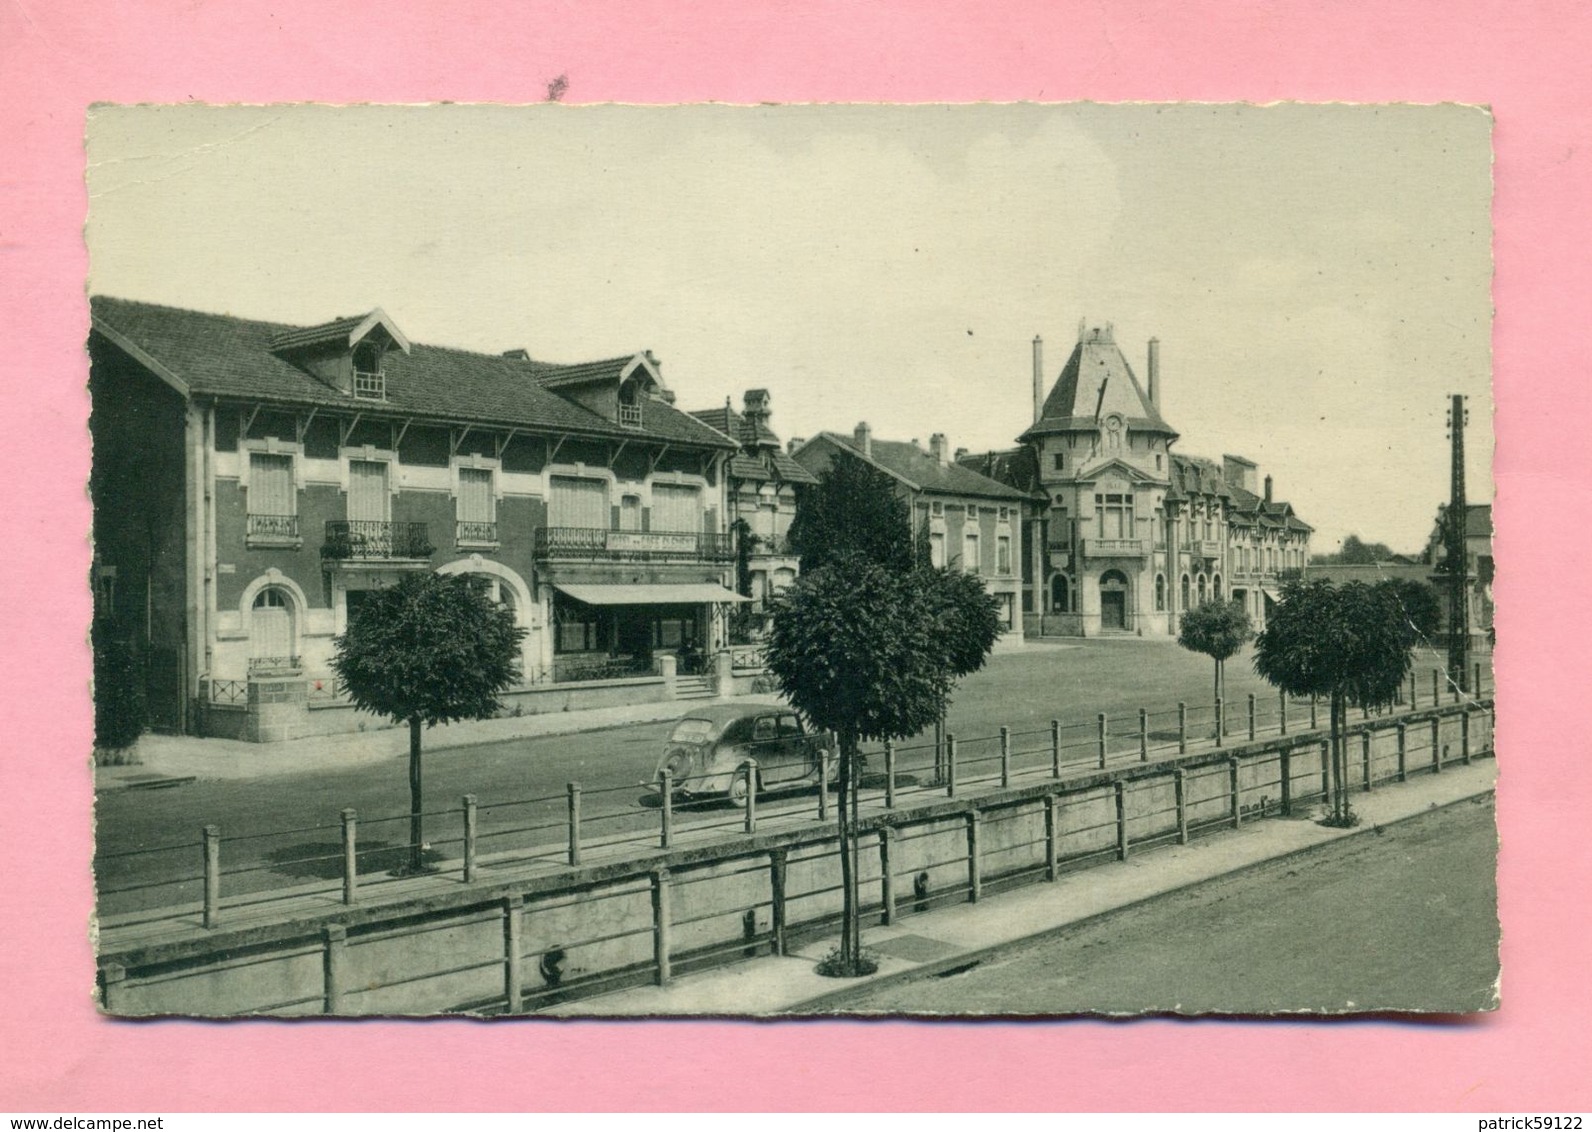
left=1167, top=454, right=1233, bottom=503
left=1223, top=476, right=1313, bottom=532
left=769, top=450, right=819, bottom=484
left=90, top=297, right=734, bottom=450
left=806, top=433, right=1029, bottom=502
left=957, top=446, right=1047, bottom=497
left=267, top=314, right=369, bottom=352
left=1023, top=328, right=1176, bottom=440
left=688, top=404, right=783, bottom=450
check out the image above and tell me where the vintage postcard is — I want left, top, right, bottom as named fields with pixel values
left=86, top=102, right=1495, bottom=1017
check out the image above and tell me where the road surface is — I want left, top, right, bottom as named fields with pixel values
left=840, top=796, right=1499, bottom=1015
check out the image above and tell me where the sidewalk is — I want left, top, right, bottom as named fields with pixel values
left=94, top=691, right=785, bottom=789
left=540, top=758, right=1497, bottom=1016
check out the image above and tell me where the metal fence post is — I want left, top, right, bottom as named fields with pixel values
left=1215, top=698, right=1224, bottom=748
left=1051, top=719, right=1062, bottom=777
left=1229, top=757, right=1242, bottom=827
left=1280, top=746, right=1293, bottom=815
left=202, top=825, right=221, bottom=929
left=652, top=867, right=673, bottom=986
left=659, top=769, right=674, bottom=849
left=1432, top=716, right=1443, bottom=773
left=1000, top=727, right=1011, bottom=788
left=770, top=849, right=789, bottom=953
left=818, top=750, right=831, bottom=821
left=1178, top=702, right=1188, bottom=754
left=1279, top=689, right=1288, bottom=735
left=946, top=734, right=958, bottom=797
left=462, top=794, right=478, bottom=883
left=322, top=925, right=347, bottom=1014
left=1310, top=695, right=1319, bottom=730
left=1044, top=794, right=1060, bottom=881
left=1432, top=668, right=1440, bottom=706
left=878, top=829, right=895, bottom=926
left=1361, top=731, right=1373, bottom=791
left=566, top=782, right=583, bottom=867
left=742, top=761, right=758, bottom=834
left=1397, top=722, right=1409, bottom=782
left=1409, top=670, right=1418, bottom=709
left=1175, top=768, right=1189, bottom=844
left=884, top=740, right=896, bottom=808
left=1461, top=708, right=1472, bottom=765
left=100, top=963, right=125, bottom=1014
left=1139, top=708, right=1149, bottom=762
left=1247, top=694, right=1256, bottom=741
left=1115, top=780, right=1129, bottom=860
left=966, top=810, right=982, bottom=903
left=1097, top=713, right=1108, bottom=768
left=340, top=808, right=358, bottom=906
left=1320, top=740, right=1331, bottom=801
left=1474, top=661, right=1483, bottom=700
left=502, top=894, right=523, bottom=1013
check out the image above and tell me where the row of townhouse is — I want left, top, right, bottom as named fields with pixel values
left=90, top=297, right=768, bottom=741
left=89, top=298, right=1311, bottom=742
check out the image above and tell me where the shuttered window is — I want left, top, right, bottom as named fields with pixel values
left=348, top=460, right=389, bottom=522
left=652, top=484, right=701, bottom=533
left=458, top=468, right=494, bottom=523
left=249, top=453, right=294, bottom=516
left=550, top=476, right=608, bottom=528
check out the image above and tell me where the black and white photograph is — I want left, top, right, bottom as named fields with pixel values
left=86, top=102, right=1496, bottom=1017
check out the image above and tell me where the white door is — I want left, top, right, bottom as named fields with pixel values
left=250, top=589, right=293, bottom=667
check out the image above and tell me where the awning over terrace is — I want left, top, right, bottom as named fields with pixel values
left=553, top=583, right=750, bottom=606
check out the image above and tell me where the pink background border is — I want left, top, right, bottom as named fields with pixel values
left=3, top=0, right=1588, bottom=1111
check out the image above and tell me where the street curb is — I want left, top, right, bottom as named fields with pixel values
left=776, top=784, right=1497, bottom=1016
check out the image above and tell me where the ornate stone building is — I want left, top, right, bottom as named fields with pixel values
left=960, top=322, right=1311, bottom=637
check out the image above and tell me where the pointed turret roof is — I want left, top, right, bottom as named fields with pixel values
left=1021, top=324, right=1176, bottom=441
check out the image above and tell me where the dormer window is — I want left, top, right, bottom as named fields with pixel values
left=617, top=380, right=643, bottom=428
left=353, top=342, right=386, bottom=401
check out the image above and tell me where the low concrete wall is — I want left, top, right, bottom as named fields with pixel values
left=100, top=700, right=1493, bottom=1016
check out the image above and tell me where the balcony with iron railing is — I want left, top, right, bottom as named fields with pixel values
left=322, top=521, right=434, bottom=561
left=1195, top=539, right=1224, bottom=559
left=534, top=526, right=736, bottom=563
left=246, top=513, right=300, bottom=546
left=455, top=520, right=499, bottom=548
left=618, top=402, right=643, bottom=428
left=1081, top=537, right=1148, bottom=558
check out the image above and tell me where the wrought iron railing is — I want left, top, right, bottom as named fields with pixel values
left=1081, top=537, right=1148, bottom=558
left=209, top=679, right=247, bottom=706
left=552, top=654, right=658, bottom=683
left=618, top=403, right=642, bottom=428
left=456, top=520, right=499, bottom=546
left=246, top=513, right=299, bottom=542
left=353, top=368, right=386, bottom=400
left=322, top=521, right=434, bottom=560
left=534, top=527, right=735, bottom=562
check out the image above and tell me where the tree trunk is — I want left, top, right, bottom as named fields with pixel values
left=409, top=715, right=424, bottom=872
left=1330, top=692, right=1347, bottom=824
left=837, top=729, right=858, bottom=970
left=850, top=745, right=863, bottom=965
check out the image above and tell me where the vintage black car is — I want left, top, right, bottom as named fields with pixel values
left=653, top=703, right=834, bottom=803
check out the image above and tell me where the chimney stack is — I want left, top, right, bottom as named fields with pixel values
left=788, top=437, right=806, bottom=455
left=955, top=446, right=969, bottom=462
left=930, top=433, right=949, bottom=464
left=1264, top=474, right=1273, bottom=504
left=854, top=421, right=872, bottom=458
left=1147, top=337, right=1160, bottom=409
left=1032, top=335, right=1044, bottom=423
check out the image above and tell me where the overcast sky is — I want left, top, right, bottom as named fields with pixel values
left=86, top=102, right=1493, bottom=553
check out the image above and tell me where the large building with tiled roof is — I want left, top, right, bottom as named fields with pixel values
left=89, top=296, right=749, bottom=739
left=791, top=425, right=1031, bottom=642
left=959, top=322, right=1311, bottom=637
left=689, top=389, right=818, bottom=616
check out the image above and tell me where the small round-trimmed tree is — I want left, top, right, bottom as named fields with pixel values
left=787, top=451, right=916, bottom=575
left=765, top=552, right=1000, bottom=975
left=1253, top=578, right=1416, bottom=826
left=332, top=572, right=526, bottom=873
left=1178, top=598, right=1253, bottom=706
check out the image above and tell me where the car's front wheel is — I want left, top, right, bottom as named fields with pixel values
left=726, top=767, right=756, bottom=806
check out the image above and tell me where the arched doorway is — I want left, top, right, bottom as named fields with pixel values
left=250, top=587, right=296, bottom=671
left=1099, top=569, right=1129, bottom=631
left=1050, top=573, right=1071, bottom=613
